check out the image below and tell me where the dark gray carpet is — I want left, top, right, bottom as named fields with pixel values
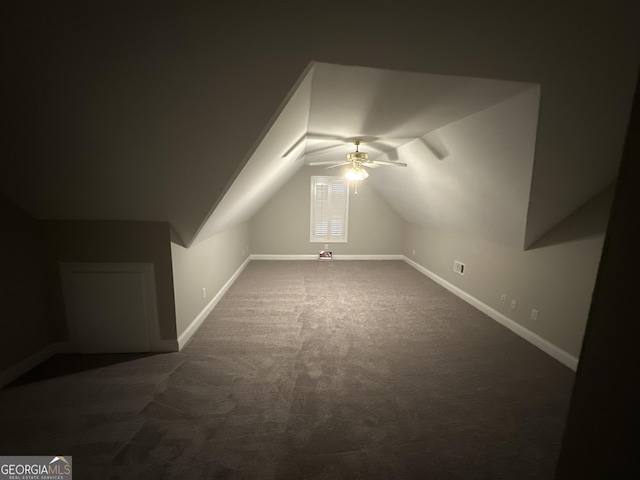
left=0, top=260, right=574, bottom=479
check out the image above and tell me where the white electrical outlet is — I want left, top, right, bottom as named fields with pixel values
left=531, top=308, right=539, bottom=321
left=510, top=299, right=517, bottom=310
left=501, top=294, right=507, bottom=304
left=324, top=244, right=329, bottom=250
left=453, top=260, right=465, bottom=275
left=202, top=288, right=206, bottom=298
left=412, top=249, right=416, bottom=256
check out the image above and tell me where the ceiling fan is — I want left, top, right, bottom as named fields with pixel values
left=308, top=139, right=407, bottom=181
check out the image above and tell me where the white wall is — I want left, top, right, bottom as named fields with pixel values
left=43, top=220, right=177, bottom=341
left=405, top=186, right=614, bottom=357
left=250, top=166, right=406, bottom=255
left=249, top=159, right=611, bottom=359
left=171, top=222, right=250, bottom=336
left=370, top=87, right=539, bottom=249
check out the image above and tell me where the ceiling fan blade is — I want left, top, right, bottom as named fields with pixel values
left=362, top=162, right=381, bottom=168
left=325, top=162, right=351, bottom=169
left=285, top=133, right=418, bottom=159
left=308, top=161, right=347, bottom=166
left=372, top=160, right=408, bottom=167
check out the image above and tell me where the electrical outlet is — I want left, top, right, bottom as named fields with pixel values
left=202, top=288, right=206, bottom=298
left=453, top=260, right=465, bottom=275
left=531, top=308, right=539, bottom=321
left=501, top=294, right=507, bottom=304
left=412, top=249, right=416, bottom=256
left=510, top=299, right=517, bottom=310
left=324, top=244, right=329, bottom=250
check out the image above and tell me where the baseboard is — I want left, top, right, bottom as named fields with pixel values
left=250, top=254, right=404, bottom=261
left=177, top=256, right=251, bottom=350
left=0, top=342, right=73, bottom=389
left=333, top=254, right=404, bottom=260
left=402, top=256, right=579, bottom=371
left=250, top=254, right=318, bottom=260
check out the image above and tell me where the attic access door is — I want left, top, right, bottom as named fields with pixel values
left=60, top=263, right=159, bottom=353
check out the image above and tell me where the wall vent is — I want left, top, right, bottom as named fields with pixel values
left=453, top=260, right=465, bottom=275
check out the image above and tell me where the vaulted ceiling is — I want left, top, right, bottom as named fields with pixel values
left=2, top=2, right=638, bottom=248
left=194, top=62, right=540, bottom=248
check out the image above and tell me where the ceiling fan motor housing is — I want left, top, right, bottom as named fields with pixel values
left=347, top=151, right=368, bottom=161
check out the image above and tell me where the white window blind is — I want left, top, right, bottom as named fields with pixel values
left=310, top=176, right=349, bottom=243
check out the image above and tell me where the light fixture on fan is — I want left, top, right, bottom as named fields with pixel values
left=307, top=138, right=407, bottom=194
left=344, top=140, right=369, bottom=185
left=345, top=165, right=369, bottom=181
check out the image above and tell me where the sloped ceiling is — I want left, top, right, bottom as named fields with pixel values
left=2, top=2, right=638, bottom=248
left=369, top=86, right=541, bottom=247
left=193, top=62, right=539, bottom=247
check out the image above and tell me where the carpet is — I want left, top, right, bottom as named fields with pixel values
left=0, top=260, right=574, bottom=479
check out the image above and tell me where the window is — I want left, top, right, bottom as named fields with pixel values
left=310, top=176, right=349, bottom=243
